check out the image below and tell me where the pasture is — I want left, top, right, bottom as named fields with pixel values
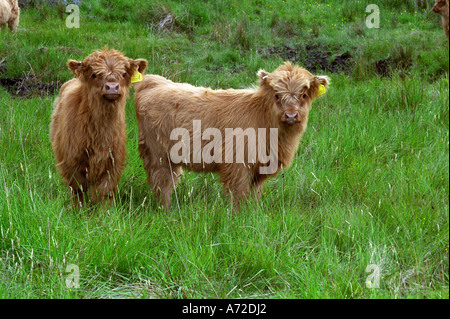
left=0, top=0, right=448, bottom=299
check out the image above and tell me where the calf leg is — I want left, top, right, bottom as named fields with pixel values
left=91, top=171, right=117, bottom=205
left=251, top=173, right=268, bottom=201
left=89, top=146, right=125, bottom=205
left=149, top=163, right=182, bottom=209
left=220, top=165, right=252, bottom=209
left=90, top=158, right=125, bottom=205
left=139, top=142, right=181, bottom=208
left=61, top=164, right=88, bottom=207
left=8, top=16, right=19, bottom=32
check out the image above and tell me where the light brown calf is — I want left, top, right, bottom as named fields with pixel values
left=433, top=0, right=449, bottom=39
left=50, top=48, right=147, bottom=206
left=134, top=62, right=329, bottom=209
left=0, top=0, right=19, bottom=32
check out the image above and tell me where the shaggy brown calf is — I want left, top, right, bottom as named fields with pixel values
left=0, top=0, right=19, bottom=32
left=134, top=62, right=329, bottom=208
left=50, top=48, right=147, bottom=206
left=433, top=0, right=449, bottom=39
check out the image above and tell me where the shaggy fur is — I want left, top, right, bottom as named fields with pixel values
left=433, top=0, right=449, bottom=39
left=134, top=62, right=329, bottom=208
left=0, top=0, right=19, bottom=32
left=50, top=48, right=147, bottom=206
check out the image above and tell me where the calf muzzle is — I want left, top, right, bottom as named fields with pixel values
left=103, top=82, right=121, bottom=100
left=283, top=112, right=299, bottom=125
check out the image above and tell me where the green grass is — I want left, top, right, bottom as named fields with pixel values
left=0, top=0, right=448, bottom=298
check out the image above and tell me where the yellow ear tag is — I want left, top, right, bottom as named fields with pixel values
left=317, top=84, right=327, bottom=97
left=131, top=72, right=143, bottom=83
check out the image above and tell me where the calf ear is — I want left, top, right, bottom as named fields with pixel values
left=315, top=75, right=330, bottom=88
left=310, top=75, right=330, bottom=98
left=132, top=59, right=148, bottom=74
left=67, top=60, right=83, bottom=77
left=257, top=69, right=269, bottom=81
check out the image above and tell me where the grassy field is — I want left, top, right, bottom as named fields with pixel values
left=0, top=0, right=448, bottom=299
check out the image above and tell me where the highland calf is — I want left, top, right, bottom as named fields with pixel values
left=0, top=0, right=19, bottom=32
left=50, top=48, right=147, bottom=206
left=134, top=62, right=329, bottom=209
left=433, top=0, right=449, bottom=39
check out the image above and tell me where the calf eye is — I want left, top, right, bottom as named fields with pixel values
left=91, top=73, right=97, bottom=79
left=275, top=94, right=279, bottom=100
left=302, top=93, right=308, bottom=99
left=122, top=73, right=127, bottom=78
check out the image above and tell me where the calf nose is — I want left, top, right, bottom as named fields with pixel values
left=104, top=82, right=120, bottom=94
left=285, top=112, right=298, bottom=120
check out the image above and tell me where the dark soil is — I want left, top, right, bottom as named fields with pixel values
left=0, top=76, right=59, bottom=98
left=375, top=59, right=391, bottom=77
left=303, top=44, right=352, bottom=73
left=0, top=58, right=59, bottom=98
left=258, top=45, right=301, bottom=62
left=374, top=57, right=412, bottom=78
left=258, top=43, right=353, bottom=74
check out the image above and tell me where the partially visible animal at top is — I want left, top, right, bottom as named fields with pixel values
left=0, top=0, right=19, bottom=32
left=433, top=0, right=449, bottom=39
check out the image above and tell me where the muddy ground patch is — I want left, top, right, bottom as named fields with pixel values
left=0, top=76, right=59, bottom=98
left=257, top=43, right=353, bottom=74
